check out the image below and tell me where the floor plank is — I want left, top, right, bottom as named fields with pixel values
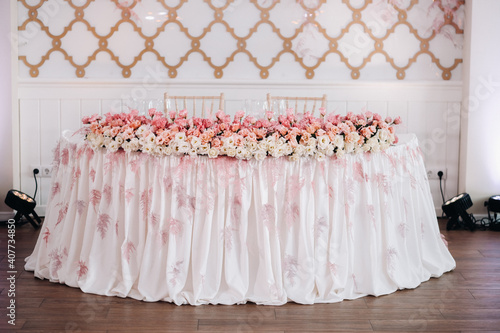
left=1, top=218, right=499, bottom=332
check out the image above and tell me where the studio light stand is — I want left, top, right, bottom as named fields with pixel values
left=442, top=193, right=476, bottom=231
left=4, top=189, right=42, bottom=229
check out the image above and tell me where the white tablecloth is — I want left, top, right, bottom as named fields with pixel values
left=25, top=132, right=455, bottom=305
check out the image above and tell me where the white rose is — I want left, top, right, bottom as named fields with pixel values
left=164, top=146, right=173, bottom=156
left=197, top=144, right=209, bottom=155
left=146, top=133, right=156, bottom=144
left=305, top=145, right=315, bottom=156
left=294, top=145, right=305, bottom=156
left=136, top=125, right=147, bottom=137
left=333, top=135, right=344, bottom=149
left=178, top=142, right=190, bottom=153
left=208, top=148, right=219, bottom=158
left=380, top=142, right=390, bottom=151
left=245, top=141, right=258, bottom=152
left=223, top=136, right=235, bottom=147
left=114, top=134, right=124, bottom=145
left=336, top=148, right=345, bottom=158
left=378, top=128, right=389, bottom=142
left=307, top=137, right=317, bottom=147
left=315, top=151, right=326, bottom=161
left=288, top=153, right=299, bottom=162
left=175, top=131, right=186, bottom=141
left=325, top=145, right=335, bottom=156
left=317, top=135, right=330, bottom=150
left=345, top=142, right=355, bottom=154
left=253, top=149, right=266, bottom=161
left=107, top=140, right=120, bottom=152
left=226, top=147, right=237, bottom=157
left=190, top=136, right=201, bottom=148
left=143, top=144, right=155, bottom=154
left=236, top=147, right=247, bottom=159
left=188, top=148, right=198, bottom=157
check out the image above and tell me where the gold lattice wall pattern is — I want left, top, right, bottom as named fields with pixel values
left=18, top=0, right=464, bottom=80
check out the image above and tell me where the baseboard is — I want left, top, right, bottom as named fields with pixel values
left=0, top=211, right=15, bottom=221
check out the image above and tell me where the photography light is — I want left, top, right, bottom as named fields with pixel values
left=4, top=189, right=42, bottom=229
left=485, top=195, right=500, bottom=231
left=442, top=193, right=475, bottom=231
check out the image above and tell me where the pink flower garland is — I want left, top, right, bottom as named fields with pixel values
left=82, top=108, right=401, bottom=161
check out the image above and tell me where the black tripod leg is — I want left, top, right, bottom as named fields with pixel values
left=31, top=210, right=42, bottom=226
left=13, top=211, right=23, bottom=223
left=24, top=212, right=40, bottom=229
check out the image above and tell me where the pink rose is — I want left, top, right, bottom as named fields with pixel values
left=178, top=109, right=188, bottom=119
left=169, top=110, right=177, bottom=120
left=394, top=116, right=402, bottom=125
left=385, top=116, right=392, bottom=123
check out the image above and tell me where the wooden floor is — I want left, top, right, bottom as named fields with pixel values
left=1, top=219, right=499, bottom=332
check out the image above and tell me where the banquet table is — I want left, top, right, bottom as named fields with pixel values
left=25, top=131, right=455, bottom=305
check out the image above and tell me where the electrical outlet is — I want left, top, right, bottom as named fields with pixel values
left=32, top=165, right=53, bottom=178
left=426, top=168, right=447, bottom=180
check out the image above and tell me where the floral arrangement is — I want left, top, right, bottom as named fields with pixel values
left=82, top=108, right=401, bottom=161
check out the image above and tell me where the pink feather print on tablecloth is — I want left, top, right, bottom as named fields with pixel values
left=409, top=174, right=417, bottom=189
left=70, top=166, right=81, bottom=191
left=160, top=228, right=169, bottom=245
left=97, top=213, right=111, bottom=239
left=221, top=226, right=236, bottom=251
left=353, top=161, right=369, bottom=183
left=150, top=212, right=159, bottom=227
left=372, top=173, right=390, bottom=195
left=51, top=182, right=60, bottom=197
left=286, top=174, right=305, bottom=199
left=284, top=203, right=300, bottom=229
left=49, top=248, right=66, bottom=276
left=122, top=241, right=136, bottom=263
left=130, top=153, right=146, bottom=174
left=125, top=188, right=135, bottom=203
left=231, top=194, right=242, bottom=223
left=345, top=178, right=356, bottom=203
left=367, top=204, right=376, bottom=229
left=262, top=204, right=276, bottom=233
left=55, top=204, right=68, bottom=228
left=314, top=216, right=328, bottom=240
left=387, top=247, right=397, bottom=274
left=140, top=188, right=153, bottom=220
left=77, top=260, right=88, bottom=280
left=75, top=200, right=87, bottom=216
left=103, top=184, right=113, bottom=205
left=52, top=142, right=61, bottom=165
left=175, top=155, right=193, bottom=179
left=328, top=262, right=338, bottom=277
left=89, top=168, right=96, bottom=182
left=90, top=189, right=101, bottom=212
left=169, top=260, right=184, bottom=286
left=163, top=175, right=173, bottom=191
left=115, top=219, right=119, bottom=236
left=85, top=145, right=94, bottom=161
left=328, top=185, right=335, bottom=200
left=283, top=254, right=299, bottom=286
left=61, top=148, right=69, bottom=166
left=168, top=218, right=183, bottom=236
left=42, top=227, right=50, bottom=246
left=104, top=150, right=124, bottom=174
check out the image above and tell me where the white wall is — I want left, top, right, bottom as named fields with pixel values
left=0, top=0, right=14, bottom=220
left=460, top=0, right=500, bottom=214
left=13, top=0, right=465, bottom=216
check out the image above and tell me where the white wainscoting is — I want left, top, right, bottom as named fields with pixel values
left=17, top=80, right=462, bottom=216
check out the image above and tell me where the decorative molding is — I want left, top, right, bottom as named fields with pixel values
left=18, top=79, right=463, bottom=101
left=18, top=0, right=463, bottom=80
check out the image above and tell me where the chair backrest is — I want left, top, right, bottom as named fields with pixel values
left=266, top=93, right=327, bottom=115
left=164, top=93, right=225, bottom=118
